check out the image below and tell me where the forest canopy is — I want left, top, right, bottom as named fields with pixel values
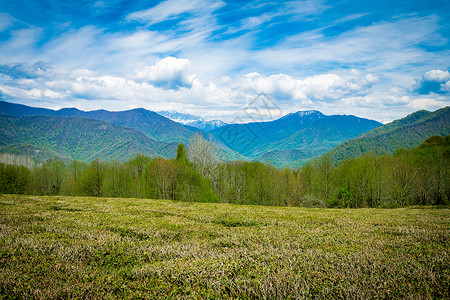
left=0, top=136, right=448, bottom=208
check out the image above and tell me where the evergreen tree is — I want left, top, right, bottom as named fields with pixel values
left=176, top=143, right=190, bottom=164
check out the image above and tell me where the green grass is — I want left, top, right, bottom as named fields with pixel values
left=0, top=194, right=448, bottom=299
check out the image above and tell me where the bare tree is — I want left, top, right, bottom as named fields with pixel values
left=0, top=153, right=35, bottom=169
left=187, top=133, right=223, bottom=181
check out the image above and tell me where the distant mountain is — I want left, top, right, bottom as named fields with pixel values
left=256, top=148, right=329, bottom=168
left=158, top=110, right=227, bottom=131
left=211, top=110, right=327, bottom=157
left=270, top=115, right=382, bottom=151
left=212, top=111, right=382, bottom=166
left=0, top=100, right=385, bottom=167
left=0, top=100, right=57, bottom=116
left=0, top=144, right=70, bottom=164
left=0, top=115, right=177, bottom=162
left=324, top=106, right=450, bottom=163
left=0, top=101, right=196, bottom=144
left=157, top=110, right=201, bottom=124
left=187, top=119, right=227, bottom=131
left=0, top=101, right=243, bottom=162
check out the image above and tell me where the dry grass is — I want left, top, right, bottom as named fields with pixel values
left=0, top=194, right=448, bottom=299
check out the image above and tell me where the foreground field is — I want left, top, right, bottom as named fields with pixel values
left=0, top=195, right=448, bottom=299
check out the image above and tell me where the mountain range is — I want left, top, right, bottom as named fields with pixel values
left=0, top=101, right=195, bottom=143
left=157, top=111, right=227, bottom=131
left=0, top=115, right=177, bottom=162
left=211, top=111, right=382, bottom=167
left=323, top=106, right=450, bottom=163
left=0, top=100, right=448, bottom=167
left=0, top=101, right=242, bottom=161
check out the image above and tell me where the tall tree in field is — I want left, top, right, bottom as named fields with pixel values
left=188, top=133, right=222, bottom=184
left=79, top=158, right=104, bottom=197
left=0, top=163, right=30, bottom=194
left=314, top=155, right=335, bottom=202
left=144, top=158, right=176, bottom=200
left=31, top=159, right=66, bottom=195
left=62, top=160, right=86, bottom=195
left=416, top=136, right=450, bottom=204
left=176, top=143, right=190, bottom=165
left=386, top=150, right=416, bottom=206
left=126, top=154, right=152, bottom=198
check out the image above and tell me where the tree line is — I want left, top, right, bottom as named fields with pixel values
left=0, top=134, right=448, bottom=207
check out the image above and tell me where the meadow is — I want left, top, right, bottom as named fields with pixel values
left=0, top=194, right=448, bottom=299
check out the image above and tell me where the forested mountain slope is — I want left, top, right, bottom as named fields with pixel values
left=0, top=101, right=243, bottom=160
left=213, top=111, right=381, bottom=167
left=0, top=101, right=196, bottom=143
left=324, top=106, right=450, bottom=163
left=0, top=115, right=177, bottom=162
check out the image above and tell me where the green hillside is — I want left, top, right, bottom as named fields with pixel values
left=0, top=115, right=178, bottom=162
left=236, top=115, right=379, bottom=167
left=63, top=108, right=198, bottom=144
left=211, top=111, right=326, bottom=157
left=213, top=112, right=381, bottom=165
left=325, top=106, right=450, bottom=163
left=256, top=148, right=329, bottom=168
left=0, top=100, right=197, bottom=144
left=0, top=144, right=70, bottom=164
left=0, top=101, right=243, bottom=161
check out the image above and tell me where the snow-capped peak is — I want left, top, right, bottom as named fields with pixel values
left=280, top=110, right=323, bottom=120
left=157, top=110, right=227, bottom=131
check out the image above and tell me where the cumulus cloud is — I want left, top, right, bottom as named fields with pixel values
left=408, top=98, right=445, bottom=110
left=135, top=57, right=194, bottom=89
left=0, top=58, right=448, bottom=123
left=423, top=70, right=450, bottom=82
left=441, top=81, right=450, bottom=92
left=0, top=59, right=232, bottom=112
left=235, top=70, right=378, bottom=102
left=415, top=69, right=450, bottom=95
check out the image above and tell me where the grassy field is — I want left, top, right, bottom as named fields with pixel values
left=0, top=194, right=448, bottom=299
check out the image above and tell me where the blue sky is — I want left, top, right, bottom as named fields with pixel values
left=0, top=0, right=449, bottom=122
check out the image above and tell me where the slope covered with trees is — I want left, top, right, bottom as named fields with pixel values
left=2, top=135, right=448, bottom=207
left=0, top=100, right=243, bottom=161
left=0, top=100, right=197, bottom=143
left=325, top=106, right=450, bottom=163
left=212, top=111, right=381, bottom=166
left=0, top=144, right=69, bottom=164
left=0, top=115, right=177, bottom=162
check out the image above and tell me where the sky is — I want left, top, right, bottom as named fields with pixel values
left=0, top=0, right=449, bottom=123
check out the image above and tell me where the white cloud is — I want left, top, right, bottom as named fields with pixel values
left=408, top=98, right=445, bottom=110
left=235, top=70, right=377, bottom=102
left=253, top=15, right=446, bottom=77
left=423, top=69, right=450, bottom=82
left=0, top=85, right=63, bottom=100
left=0, top=27, right=43, bottom=62
left=413, top=69, right=450, bottom=94
left=0, top=13, right=15, bottom=32
left=441, top=81, right=450, bottom=92
left=2, top=57, right=447, bottom=123
left=126, top=0, right=224, bottom=26
left=135, top=57, right=194, bottom=89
